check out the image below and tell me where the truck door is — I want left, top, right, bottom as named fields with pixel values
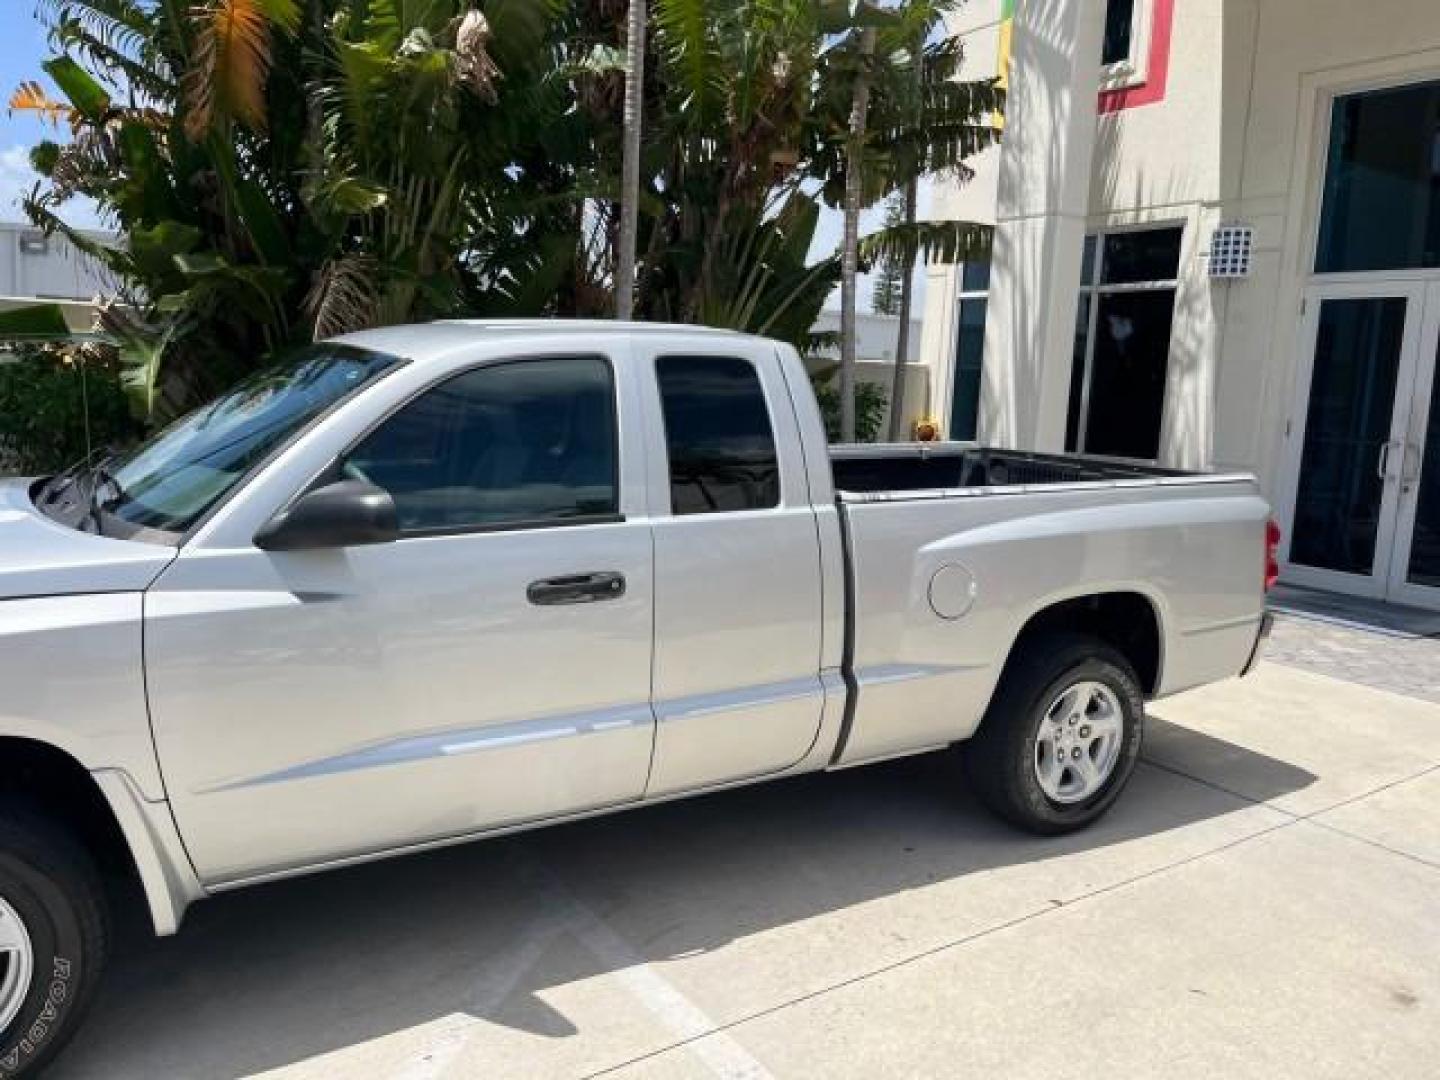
left=145, top=352, right=657, bottom=883
left=638, top=345, right=826, bottom=795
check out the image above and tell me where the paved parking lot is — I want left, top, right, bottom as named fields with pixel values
left=52, top=641, right=1440, bottom=1080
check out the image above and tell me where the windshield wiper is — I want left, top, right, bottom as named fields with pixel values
left=38, top=444, right=111, bottom=508
left=81, top=457, right=124, bottom=535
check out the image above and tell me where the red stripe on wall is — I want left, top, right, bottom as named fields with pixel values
left=1098, top=0, right=1175, bottom=114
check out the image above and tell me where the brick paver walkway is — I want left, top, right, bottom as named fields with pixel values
left=1263, top=612, right=1440, bottom=704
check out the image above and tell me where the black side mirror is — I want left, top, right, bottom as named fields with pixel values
left=254, top=479, right=399, bottom=551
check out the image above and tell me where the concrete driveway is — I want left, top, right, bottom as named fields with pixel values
left=52, top=660, right=1440, bottom=1079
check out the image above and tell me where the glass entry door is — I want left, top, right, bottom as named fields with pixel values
left=1390, top=287, right=1440, bottom=606
left=1284, top=282, right=1440, bottom=609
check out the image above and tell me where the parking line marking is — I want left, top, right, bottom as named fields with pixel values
left=581, top=815, right=1304, bottom=1078
left=574, top=906, right=774, bottom=1080
left=397, top=855, right=773, bottom=1080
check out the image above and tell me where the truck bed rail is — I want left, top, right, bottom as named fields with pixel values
left=831, top=444, right=1253, bottom=500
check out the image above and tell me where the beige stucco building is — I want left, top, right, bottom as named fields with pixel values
left=920, top=0, right=1440, bottom=610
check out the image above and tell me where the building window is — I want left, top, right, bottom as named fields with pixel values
left=1316, top=79, right=1440, bottom=274
left=1066, top=227, right=1183, bottom=460
left=950, top=261, right=990, bottom=441
left=1102, top=0, right=1137, bottom=67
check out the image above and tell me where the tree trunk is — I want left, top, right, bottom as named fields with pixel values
left=615, top=0, right=647, bottom=320
left=887, top=36, right=925, bottom=442
left=305, top=0, right=325, bottom=179
left=886, top=174, right=918, bottom=441
left=839, top=27, right=876, bottom=444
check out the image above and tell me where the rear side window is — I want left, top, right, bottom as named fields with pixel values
left=656, top=355, right=780, bottom=515
left=346, top=356, right=618, bottom=533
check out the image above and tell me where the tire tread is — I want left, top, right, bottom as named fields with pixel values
left=0, top=803, right=109, bottom=1077
left=965, top=632, right=1144, bottom=835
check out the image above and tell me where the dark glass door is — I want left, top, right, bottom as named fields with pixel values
left=1402, top=323, right=1440, bottom=593
left=1290, top=296, right=1410, bottom=581
left=949, top=296, right=987, bottom=441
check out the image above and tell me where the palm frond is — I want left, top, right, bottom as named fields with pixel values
left=45, top=0, right=166, bottom=82
left=452, top=10, right=501, bottom=102
left=183, top=0, right=300, bottom=140
left=920, top=79, right=1005, bottom=124
left=38, top=0, right=153, bottom=52
left=874, top=119, right=999, bottom=179
left=654, top=0, right=725, bottom=127
left=44, top=138, right=113, bottom=202
left=858, top=219, right=992, bottom=268
left=51, top=20, right=176, bottom=101
left=305, top=254, right=380, bottom=340
left=22, top=195, right=129, bottom=278
left=8, top=80, right=75, bottom=125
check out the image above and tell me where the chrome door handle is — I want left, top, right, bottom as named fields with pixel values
left=527, top=571, right=626, bottom=606
left=1377, top=440, right=1399, bottom=480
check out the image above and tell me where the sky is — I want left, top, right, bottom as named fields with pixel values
left=0, top=6, right=920, bottom=312
left=0, top=7, right=105, bottom=227
left=0, top=10, right=53, bottom=219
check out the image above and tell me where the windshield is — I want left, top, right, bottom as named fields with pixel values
left=92, top=344, right=404, bottom=536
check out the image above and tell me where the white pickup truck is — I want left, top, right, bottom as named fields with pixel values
left=0, top=321, right=1274, bottom=1073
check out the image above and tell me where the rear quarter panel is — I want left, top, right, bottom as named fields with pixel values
left=837, top=478, right=1268, bottom=766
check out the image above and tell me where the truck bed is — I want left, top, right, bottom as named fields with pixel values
left=826, top=442, right=1269, bottom=769
left=831, top=443, right=1199, bottom=496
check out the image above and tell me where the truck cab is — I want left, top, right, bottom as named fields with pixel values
left=141, top=323, right=847, bottom=885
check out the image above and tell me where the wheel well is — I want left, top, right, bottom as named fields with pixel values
left=0, top=737, right=142, bottom=902
left=1012, top=593, right=1162, bottom=696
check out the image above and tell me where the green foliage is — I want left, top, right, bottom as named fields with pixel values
left=859, top=218, right=992, bottom=268
left=871, top=192, right=904, bottom=316
left=19, top=0, right=561, bottom=421
left=15, top=0, right=1002, bottom=425
left=0, top=304, right=71, bottom=338
left=0, top=344, right=139, bottom=474
left=813, top=375, right=888, bottom=444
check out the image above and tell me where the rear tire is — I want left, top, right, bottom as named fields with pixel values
left=0, top=809, right=108, bottom=1078
left=965, top=633, right=1145, bottom=835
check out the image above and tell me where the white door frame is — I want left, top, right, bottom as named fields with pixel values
left=1279, top=280, right=1440, bottom=610
left=1388, top=284, right=1440, bottom=608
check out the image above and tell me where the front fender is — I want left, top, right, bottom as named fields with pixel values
left=0, top=593, right=167, bottom=801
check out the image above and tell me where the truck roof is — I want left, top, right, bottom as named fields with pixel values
left=332, top=318, right=755, bottom=363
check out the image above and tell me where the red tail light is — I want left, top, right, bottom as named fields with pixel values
left=1264, top=518, right=1282, bottom=592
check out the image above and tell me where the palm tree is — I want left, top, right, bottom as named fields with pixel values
left=854, top=1, right=1003, bottom=442
left=886, top=27, right=924, bottom=441
left=615, top=0, right=646, bottom=319
left=886, top=173, right=919, bottom=440
left=839, top=25, right=876, bottom=444
left=807, top=0, right=1000, bottom=442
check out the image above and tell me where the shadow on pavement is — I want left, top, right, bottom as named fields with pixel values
left=55, top=721, right=1315, bottom=1078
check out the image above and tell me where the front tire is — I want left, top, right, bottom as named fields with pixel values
left=965, top=633, right=1145, bottom=835
left=0, top=811, right=108, bottom=1078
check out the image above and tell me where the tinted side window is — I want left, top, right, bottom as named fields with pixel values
left=347, top=356, right=618, bottom=532
left=656, top=356, right=780, bottom=515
